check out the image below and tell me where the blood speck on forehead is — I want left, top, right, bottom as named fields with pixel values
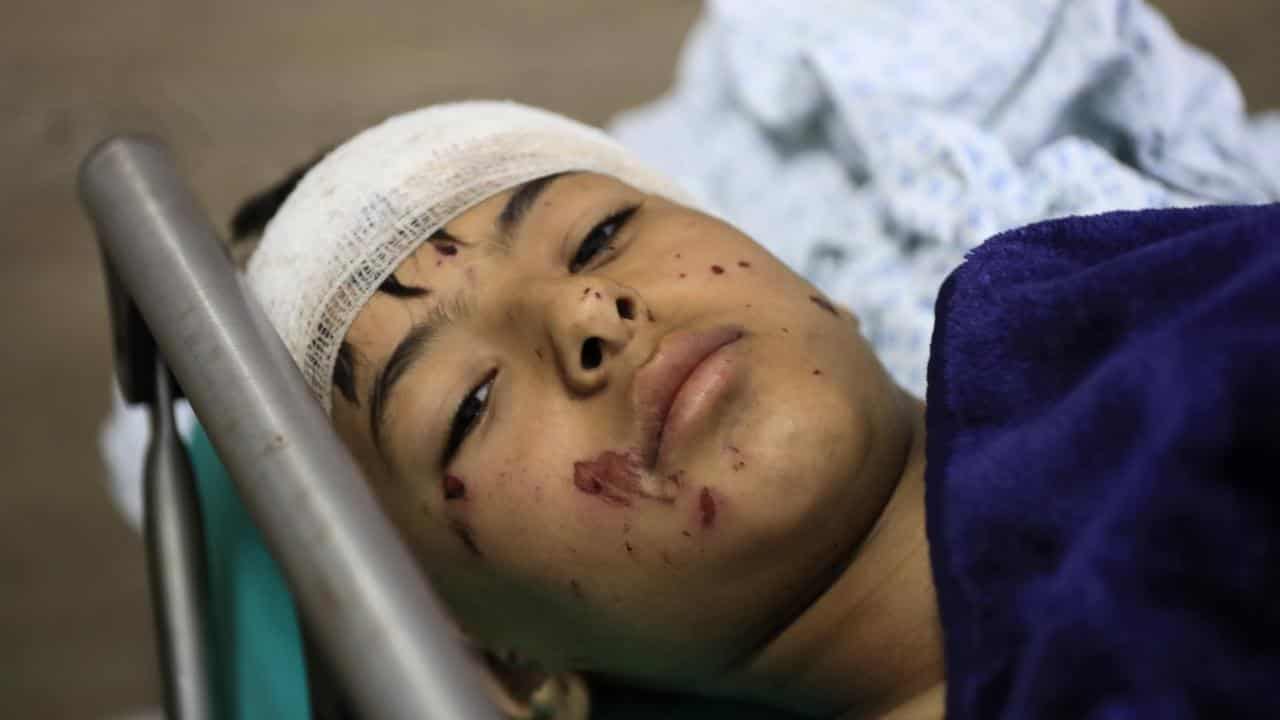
left=738, top=260, right=751, bottom=268
left=809, top=294, right=839, bottom=317
left=812, top=369, right=823, bottom=376
left=711, top=265, right=725, bottom=275
left=699, top=487, right=717, bottom=529
left=443, top=475, right=466, bottom=501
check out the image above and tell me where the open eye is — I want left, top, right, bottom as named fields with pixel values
left=570, top=205, right=638, bottom=273
left=443, top=368, right=497, bottom=465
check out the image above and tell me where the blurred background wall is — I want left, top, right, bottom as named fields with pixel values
left=1, top=2, right=1274, bottom=717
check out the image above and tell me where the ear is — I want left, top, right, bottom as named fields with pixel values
left=475, top=649, right=591, bottom=720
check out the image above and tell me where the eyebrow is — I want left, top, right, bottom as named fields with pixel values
left=495, top=172, right=570, bottom=251
left=368, top=294, right=471, bottom=454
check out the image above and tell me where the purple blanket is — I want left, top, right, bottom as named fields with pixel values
left=925, top=204, right=1280, bottom=718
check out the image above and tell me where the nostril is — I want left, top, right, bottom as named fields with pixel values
left=580, top=337, right=604, bottom=370
left=616, top=297, right=635, bottom=320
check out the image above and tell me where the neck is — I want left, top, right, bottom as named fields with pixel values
left=715, top=394, right=944, bottom=718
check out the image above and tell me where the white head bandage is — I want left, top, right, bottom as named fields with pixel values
left=245, top=100, right=692, bottom=413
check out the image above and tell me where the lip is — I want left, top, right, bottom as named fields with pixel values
left=633, top=325, right=745, bottom=468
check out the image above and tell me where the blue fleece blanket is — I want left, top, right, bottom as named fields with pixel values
left=925, top=204, right=1280, bottom=719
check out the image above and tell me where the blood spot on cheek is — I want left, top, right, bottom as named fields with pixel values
left=443, top=475, right=466, bottom=500
left=450, top=519, right=482, bottom=557
left=572, top=450, right=675, bottom=506
left=809, top=294, right=839, bottom=317
left=699, top=487, right=718, bottom=529
left=573, top=474, right=629, bottom=506
left=726, top=446, right=745, bottom=471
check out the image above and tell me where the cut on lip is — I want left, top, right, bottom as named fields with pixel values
left=632, top=325, right=745, bottom=468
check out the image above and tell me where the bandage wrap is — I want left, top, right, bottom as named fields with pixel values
left=246, top=101, right=691, bottom=413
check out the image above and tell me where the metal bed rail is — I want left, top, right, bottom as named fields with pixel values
left=80, top=136, right=501, bottom=720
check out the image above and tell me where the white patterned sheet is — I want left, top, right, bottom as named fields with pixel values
left=611, top=0, right=1280, bottom=396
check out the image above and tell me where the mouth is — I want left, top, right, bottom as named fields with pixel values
left=633, top=325, right=746, bottom=469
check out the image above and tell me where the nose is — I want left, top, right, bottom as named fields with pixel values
left=548, top=279, right=644, bottom=394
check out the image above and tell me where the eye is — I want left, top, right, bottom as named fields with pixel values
left=442, top=368, right=497, bottom=465
left=570, top=205, right=639, bottom=273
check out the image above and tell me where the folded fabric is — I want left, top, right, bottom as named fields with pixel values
left=613, top=0, right=1280, bottom=395
left=926, top=203, right=1280, bottom=718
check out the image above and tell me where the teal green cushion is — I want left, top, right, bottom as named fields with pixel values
left=190, top=426, right=311, bottom=720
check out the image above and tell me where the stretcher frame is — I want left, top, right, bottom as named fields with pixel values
left=80, top=136, right=501, bottom=720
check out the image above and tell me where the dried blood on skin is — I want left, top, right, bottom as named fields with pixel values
left=572, top=450, right=675, bottom=506
left=450, top=519, right=482, bottom=557
left=809, top=294, right=839, bottom=317
left=699, top=487, right=717, bottom=529
left=738, top=260, right=751, bottom=268
left=812, top=369, right=823, bottom=376
left=443, top=474, right=466, bottom=500
left=725, top=446, right=745, bottom=471
left=711, top=265, right=725, bottom=275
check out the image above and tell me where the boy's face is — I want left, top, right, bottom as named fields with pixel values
left=331, top=173, right=912, bottom=681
